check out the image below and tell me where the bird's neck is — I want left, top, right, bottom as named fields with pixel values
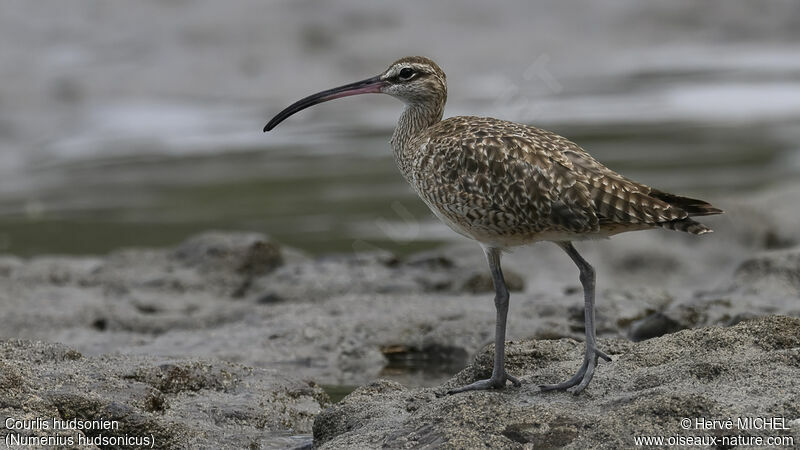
left=390, top=102, right=444, bottom=171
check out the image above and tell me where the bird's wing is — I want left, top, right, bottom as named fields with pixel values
left=555, top=142, right=689, bottom=225
left=412, top=117, right=689, bottom=236
left=411, top=118, right=599, bottom=236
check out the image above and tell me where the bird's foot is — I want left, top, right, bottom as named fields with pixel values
left=447, top=371, right=522, bottom=395
left=539, top=346, right=611, bottom=394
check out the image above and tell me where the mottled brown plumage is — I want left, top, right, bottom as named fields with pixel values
left=264, top=56, right=722, bottom=395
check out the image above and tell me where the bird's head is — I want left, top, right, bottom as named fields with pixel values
left=378, top=56, right=447, bottom=105
left=264, top=56, right=446, bottom=132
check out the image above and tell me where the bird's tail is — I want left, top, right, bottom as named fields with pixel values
left=649, top=190, right=722, bottom=235
left=658, top=218, right=713, bottom=235
left=649, top=190, right=723, bottom=216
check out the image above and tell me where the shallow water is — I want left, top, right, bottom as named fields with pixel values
left=0, top=0, right=799, bottom=257
left=0, top=120, right=795, bottom=257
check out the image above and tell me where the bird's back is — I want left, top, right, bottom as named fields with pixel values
left=401, top=116, right=721, bottom=247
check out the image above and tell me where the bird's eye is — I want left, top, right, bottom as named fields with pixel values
left=398, top=67, right=415, bottom=80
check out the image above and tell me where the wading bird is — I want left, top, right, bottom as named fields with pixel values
left=263, top=56, right=721, bottom=394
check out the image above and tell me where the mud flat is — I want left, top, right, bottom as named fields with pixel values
left=0, top=340, right=327, bottom=449
left=314, top=316, right=800, bottom=448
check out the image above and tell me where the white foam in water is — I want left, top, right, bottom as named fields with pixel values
left=535, top=81, right=800, bottom=126
left=46, top=102, right=258, bottom=160
left=41, top=100, right=377, bottom=165
left=663, top=82, right=800, bottom=122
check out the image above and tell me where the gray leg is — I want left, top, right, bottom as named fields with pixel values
left=448, top=246, right=522, bottom=394
left=539, top=242, right=611, bottom=394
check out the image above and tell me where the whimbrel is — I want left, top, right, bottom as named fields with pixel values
left=264, top=56, right=722, bottom=394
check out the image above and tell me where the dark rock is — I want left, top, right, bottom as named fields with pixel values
left=256, top=292, right=284, bottom=304
left=172, top=231, right=283, bottom=275
left=628, top=312, right=687, bottom=341
left=459, top=269, right=525, bottom=293
left=402, top=252, right=455, bottom=269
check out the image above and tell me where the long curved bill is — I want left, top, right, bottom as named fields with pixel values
left=263, top=75, right=386, bottom=132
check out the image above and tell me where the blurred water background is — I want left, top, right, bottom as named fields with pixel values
left=1, top=0, right=799, bottom=257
